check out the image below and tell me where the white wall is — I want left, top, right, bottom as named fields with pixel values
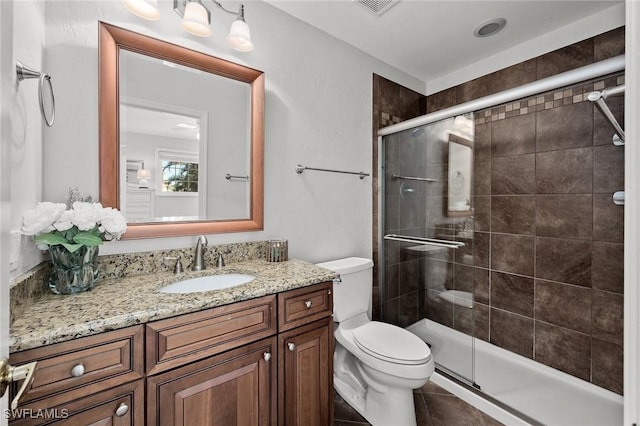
left=5, top=1, right=45, bottom=280
left=1, top=1, right=13, bottom=415
left=427, top=3, right=625, bottom=94
left=34, top=0, right=424, bottom=266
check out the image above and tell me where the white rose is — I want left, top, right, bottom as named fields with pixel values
left=53, top=210, right=74, bottom=232
left=71, top=202, right=103, bottom=231
left=100, top=208, right=127, bottom=239
left=21, top=202, right=66, bottom=235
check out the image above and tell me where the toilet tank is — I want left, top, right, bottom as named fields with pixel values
left=316, top=257, right=374, bottom=323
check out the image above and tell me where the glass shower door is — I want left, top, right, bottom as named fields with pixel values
left=381, top=113, right=477, bottom=384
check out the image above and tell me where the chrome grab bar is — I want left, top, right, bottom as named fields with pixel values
left=295, top=164, right=369, bottom=179
left=383, top=234, right=465, bottom=249
left=391, top=174, right=438, bottom=182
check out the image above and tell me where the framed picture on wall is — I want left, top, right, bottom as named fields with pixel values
left=126, top=159, right=144, bottom=185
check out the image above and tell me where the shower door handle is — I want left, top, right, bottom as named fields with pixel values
left=383, top=234, right=465, bottom=249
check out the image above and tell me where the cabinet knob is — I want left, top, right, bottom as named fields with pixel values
left=115, top=402, right=129, bottom=417
left=70, top=364, right=85, bottom=377
left=263, top=352, right=271, bottom=362
left=304, top=300, right=313, bottom=308
left=287, top=342, right=296, bottom=352
left=328, top=289, right=331, bottom=295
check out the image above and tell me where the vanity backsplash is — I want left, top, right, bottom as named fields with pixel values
left=10, top=240, right=268, bottom=326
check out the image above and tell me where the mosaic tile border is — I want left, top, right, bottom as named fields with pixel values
left=476, top=73, right=625, bottom=125
left=380, top=112, right=404, bottom=127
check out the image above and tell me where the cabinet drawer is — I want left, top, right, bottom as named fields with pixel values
left=10, top=379, right=144, bottom=426
left=9, top=326, right=144, bottom=408
left=146, top=295, right=276, bottom=375
left=278, top=282, right=332, bottom=332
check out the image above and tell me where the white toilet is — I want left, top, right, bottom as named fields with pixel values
left=316, top=257, right=434, bottom=426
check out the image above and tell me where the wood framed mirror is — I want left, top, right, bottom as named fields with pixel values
left=99, top=22, right=264, bottom=239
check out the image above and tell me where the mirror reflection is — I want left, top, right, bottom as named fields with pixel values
left=447, top=133, right=473, bottom=217
left=119, top=50, right=251, bottom=223
left=99, top=22, right=264, bottom=239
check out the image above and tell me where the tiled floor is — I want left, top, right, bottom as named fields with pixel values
left=334, top=380, right=505, bottom=426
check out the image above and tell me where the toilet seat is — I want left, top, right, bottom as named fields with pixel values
left=352, top=322, right=431, bottom=365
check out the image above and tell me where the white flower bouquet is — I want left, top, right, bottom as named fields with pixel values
left=21, top=201, right=127, bottom=252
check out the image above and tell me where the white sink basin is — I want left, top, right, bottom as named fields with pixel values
left=159, top=274, right=256, bottom=294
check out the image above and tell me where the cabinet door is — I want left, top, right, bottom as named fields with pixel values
left=278, top=318, right=332, bottom=426
left=147, top=337, right=277, bottom=426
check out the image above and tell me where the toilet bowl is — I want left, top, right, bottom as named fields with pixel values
left=317, top=257, right=434, bottom=426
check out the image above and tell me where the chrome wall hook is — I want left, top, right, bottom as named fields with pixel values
left=16, top=61, right=55, bottom=127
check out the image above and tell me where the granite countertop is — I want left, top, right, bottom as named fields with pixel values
left=10, top=259, right=338, bottom=353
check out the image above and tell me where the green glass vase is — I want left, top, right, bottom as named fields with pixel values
left=48, top=245, right=99, bottom=295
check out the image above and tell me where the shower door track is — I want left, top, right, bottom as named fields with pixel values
left=378, top=55, right=624, bottom=137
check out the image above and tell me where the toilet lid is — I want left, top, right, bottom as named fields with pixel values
left=352, top=322, right=431, bottom=365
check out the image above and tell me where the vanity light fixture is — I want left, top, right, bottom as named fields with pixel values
left=176, top=0, right=254, bottom=52
left=123, top=0, right=254, bottom=52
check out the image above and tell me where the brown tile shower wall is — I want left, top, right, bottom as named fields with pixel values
left=374, top=27, right=625, bottom=394
left=424, top=27, right=624, bottom=394
left=469, top=74, right=624, bottom=394
left=372, top=74, right=427, bottom=320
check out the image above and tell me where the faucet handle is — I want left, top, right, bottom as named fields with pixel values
left=216, top=253, right=225, bottom=268
left=164, top=256, right=184, bottom=274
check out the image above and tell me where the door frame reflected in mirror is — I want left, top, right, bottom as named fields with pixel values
left=98, top=22, right=264, bottom=239
left=447, top=133, right=473, bottom=218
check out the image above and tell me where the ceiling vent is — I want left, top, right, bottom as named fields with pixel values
left=353, top=0, right=400, bottom=17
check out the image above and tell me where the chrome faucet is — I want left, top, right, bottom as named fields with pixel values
left=193, top=235, right=208, bottom=271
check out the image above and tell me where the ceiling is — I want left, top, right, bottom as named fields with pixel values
left=265, top=0, right=622, bottom=84
left=121, top=104, right=200, bottom=141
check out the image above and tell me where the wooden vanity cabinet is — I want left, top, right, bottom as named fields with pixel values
left=10, top=282, right=333, bottom=426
